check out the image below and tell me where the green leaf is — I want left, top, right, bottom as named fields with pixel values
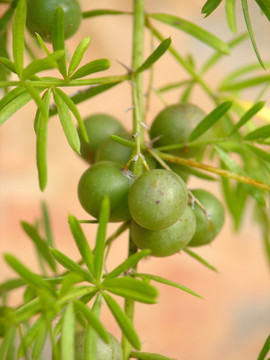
left=68, top=214, right=94, bottom=276
left=0, top=326, right=16, bottom=360
left=257, top=334, right=270, bottom=360
left=53, top=88, right=89, bottom=142
left=130, top=351, right=177, bottom=360
left=35, top=89, right=51, bottom=191
left=219, top=62, right=270, bottom=89
left=184, top=248, right=219, bottom=272
left=35, top=33, right=51, bottom=56
left=61, top=302, right=75, bottom=360
left=71, top=59, right=110, bottom=80
left=42, top=202, right=54, bottom=248
left=102, top=277, right=158, bottom=304
left=82, top=9, right=130, bottom=18
left=105, top=250, right=151, bottom=280
left=50, top=248, right=94, bottom=283
left=244, top=124, right=270, bottom=140
left=202, top=33, right=248, bottom=74
left=0, top=57, right=17, bottom=74
left=219, top=74, right=270, bottom=91
left=215, top=146, right=266, bottom=204
left=0, top=278, right=26, bottom=295
left=148, top=13, right=230, bottom=54
left=229, top=101, right=265, bottom=135
left=49, top=83, right=120, bottom=117
left=94, top=196, right=110, bottom=281
left=4, top=254, right=53, bottom=292
left=0, top=86, right=26, bottom=111
left=53, top=90, right=81, bottom=153
left=219, top=161, right=248, bottom=232
left=12, top=0, right=26, bottom=77
left=102, top=292, right=141, bottom=350
left=189, top=101, right=232, bottom=141
left=52, top=6, right=67, bottom=77
left=135, top=273, right=203, bottom=299
left=21, top=220, right=56, bottom=272
left=31, top=317, right=47, bottom=360
left=0, top=92, right=32, bottom=126
left=255, top=0, right=270, bottom=22
left=202, top=0, right=223, bottom=17
left=84, top=294, right=103, bottom=359
left=74, top=300, right=109, bottom=343
left=246, top=144, right=270, bottom=163
left=241, top=0, right=265, bottom=68
left=24, top=83, right=48, bottom=120
left=68, top=36, right=91, bottom=76
left=226, top=0, right=237, bottom=33
left=136, top=37, right=171, bottom=73
left=17, top=316, right=45, bottom=358
left=21, top=50, right=65, bottom=80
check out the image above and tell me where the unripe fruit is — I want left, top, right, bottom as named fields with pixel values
left=149, top=103, right=207, bottom=158
left=73, top=332, right=123, bottom=360
left=128, top=169, right=188, bottom=231
left=188, top=189, right=225, bottom=246
left=26, top=0, right=82, bottom=43
left=78, top=161, right=135, bottom=222
left=95, top=131, right=133, bottom=167
left=131, top=206, right=196, bottom=257
left=78, top=114, right=124, bottom=164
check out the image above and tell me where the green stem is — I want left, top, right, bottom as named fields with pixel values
left=122, top=1, right=145, bottom=359
left=0, top=74, right=129, bottom=89
left=157, top=150, right=270, bottom=190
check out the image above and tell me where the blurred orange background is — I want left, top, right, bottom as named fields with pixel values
left=0, top=1, right=270, bottom=359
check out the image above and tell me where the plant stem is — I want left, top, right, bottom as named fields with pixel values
left=122, top=1, right=145, bottom=359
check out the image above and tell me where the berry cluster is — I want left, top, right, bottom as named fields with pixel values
left=77, top=103, right=225, bottom=258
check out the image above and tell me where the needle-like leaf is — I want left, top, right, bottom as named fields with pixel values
left=226, top=0, right=237, bottom=33
left=102, top=277, right=158, bottom=304
left=189, top=101, right=232, bottom=141
left=148, top=13, right=230, bottom=54
left=136, top=37, right=171, bottom=73
left=68, top=214, right=94, bottom=276
left=61, top=302, right=75, bottom=360
left=229, top=101, right=265, bottom=135
left=94, top=196, right=110, bottom=281
left=68, top=36, right=91, bottom=76
left=202, top=0, right=223, bottom=17
left=241, top=0, right=265, bottom=68
left=74, top=300, right=109, bottom=343
left=12, top=0, right=26, bottom=77
left=102, top=292, right=141, bottom=350
left=53, top=90, right=81, bottom=153
left=35, top=89, right=51, bottom=191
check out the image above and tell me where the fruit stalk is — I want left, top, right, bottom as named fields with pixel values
left=122, top=0, right=145, bottom=359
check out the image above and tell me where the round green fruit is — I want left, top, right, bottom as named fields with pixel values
left=188, top=189, right=225, bottom=247
left=95, top=131, right=133, bottom=167
left=128, top=169, right=188, bottom=231
left=131, top=205, right=196, bottom=257
left=26, top=0, right=82, bottom=43
left=149, top=103, right=207, bottom=158
left=73, top=332, right=123, bottom=360
left=78, top=161, right=135, bottom=222
left=78, top=114, right=124, bottom=164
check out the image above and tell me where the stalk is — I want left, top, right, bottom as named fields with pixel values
left=122, top=1, right=145, bottom=359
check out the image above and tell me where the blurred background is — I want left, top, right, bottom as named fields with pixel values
left=0, top=0, right=270, bottom=359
